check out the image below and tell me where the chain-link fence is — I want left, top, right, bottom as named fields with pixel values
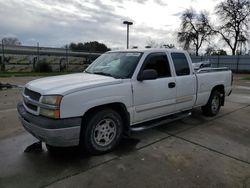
left=1, top=44, right=250, bottom=73
left=0, top=44, right=102, bottom=72
left=191, top=55, right=250, bottom=73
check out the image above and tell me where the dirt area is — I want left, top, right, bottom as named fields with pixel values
left=0, top=76, right=42, bottom=86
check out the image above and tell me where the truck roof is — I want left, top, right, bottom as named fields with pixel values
left=108, top=48, right=186, bottom=54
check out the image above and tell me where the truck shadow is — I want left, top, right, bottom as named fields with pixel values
left=42, top=137, right=141, bottom=160
left=23, top=137, right=141, bottom=161
left=24, top=109, right=209, bottom=160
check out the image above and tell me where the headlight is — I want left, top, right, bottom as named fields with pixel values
left=40, top=95, right=62, bottom=119
left=41, top=95, right=62, bottom=106
left=40, top=108, right=60, bottom=119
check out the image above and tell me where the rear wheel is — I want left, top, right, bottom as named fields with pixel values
left=202, top=90, right=221, bottom=116
left=80, top=109, right=123, bottom=155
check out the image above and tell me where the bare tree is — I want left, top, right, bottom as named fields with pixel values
left=177, top=9, right=213, bottom=56
left=214, top=0, right=250, bottom=55
left=1, top=37, right=21, bottom=46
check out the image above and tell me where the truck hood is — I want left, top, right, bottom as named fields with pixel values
left=26, top=73, right=123, bottom=95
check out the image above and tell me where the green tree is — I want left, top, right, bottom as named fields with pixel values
left=69, top=41, right=110, bottom=52
left=205, top=46, right=228, bottom=56
left=1, top=37, right=21, bottom=46
left=162, top=44, right=175, bottom=48
left=212, top=49, right=228, bottom=56
left=205, top=46, right=216, bottom=56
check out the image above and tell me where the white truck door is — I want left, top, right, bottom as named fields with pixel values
left=170, top=52, right=196, bottom=111
left=132, top=52, right=176, bottom=123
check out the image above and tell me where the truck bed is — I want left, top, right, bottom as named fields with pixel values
left=194, top=68, right=232, bottom=107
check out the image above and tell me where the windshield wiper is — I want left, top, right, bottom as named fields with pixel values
left=93, top=71, right=124, bottom=79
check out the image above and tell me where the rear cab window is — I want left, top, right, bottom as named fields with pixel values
left=171, top=53, right=190, bottom=76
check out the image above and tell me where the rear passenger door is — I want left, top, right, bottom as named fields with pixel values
left=132, top=53, right=176, bottom=123
left=171, top=52, right=196, bottom=111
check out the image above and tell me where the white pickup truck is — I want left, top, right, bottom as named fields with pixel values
left=17, top=49, right=232, bottom=154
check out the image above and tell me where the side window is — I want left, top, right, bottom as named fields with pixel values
left=171, top=53, right=190, bottom=76
left=142, top=53, right=171, bottom=78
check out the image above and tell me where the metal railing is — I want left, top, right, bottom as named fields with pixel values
left=0, top=44, right=102, bottom=56
left=0, top=44, right=103, bottom=72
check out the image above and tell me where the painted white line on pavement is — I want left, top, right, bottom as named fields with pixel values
left=0, top=108, right=17, bottom=113
left=235, top=86, right=250, bottom=90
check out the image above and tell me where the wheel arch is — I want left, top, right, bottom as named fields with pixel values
left=81, top=102, right=131, bottom=137
left=211, top=84, right=225, bottom=106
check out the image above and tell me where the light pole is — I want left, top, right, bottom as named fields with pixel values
left=1, top=39, right=5, bottom=71
left=36, top=42, right=40, bottom=66
left=123, top=21, right=133, bottom=49
left=238, top=34, right=245, bottom=55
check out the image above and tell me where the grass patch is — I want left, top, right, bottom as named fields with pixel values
left=243, top=76, right=250, bottom=80
left=0, top=72, right=72, bottom=77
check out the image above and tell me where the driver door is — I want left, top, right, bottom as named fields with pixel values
left=132, top=53, right=176, bottom=123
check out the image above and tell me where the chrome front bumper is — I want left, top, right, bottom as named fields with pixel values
left=17, top=103, right=81, bottom=147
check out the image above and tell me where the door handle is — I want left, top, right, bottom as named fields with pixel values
left=168, top=82, right=176, bottom=88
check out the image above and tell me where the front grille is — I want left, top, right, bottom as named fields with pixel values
left=24, top=88, right=41, bottom=101
left=23, top=88, right=41, bottom=113
left=24, top=101, right=38, bottom=111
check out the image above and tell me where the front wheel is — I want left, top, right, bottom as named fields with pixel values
left=80, top=109, right=123, bottom=155
left=202, top=90, right=222, bottom=117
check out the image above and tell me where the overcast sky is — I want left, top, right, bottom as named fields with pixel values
left=0, top=0, right=217, bottom=49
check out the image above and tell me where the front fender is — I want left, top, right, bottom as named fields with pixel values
left=60, top=81, right=133, bottom=120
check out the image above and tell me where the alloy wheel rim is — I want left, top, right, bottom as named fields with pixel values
left=93, top=118, right=117, bottom=147
left=211, top=95, right=220, bottom=113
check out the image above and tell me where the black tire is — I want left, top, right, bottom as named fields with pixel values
left=202, top=90, right=221, bottom=117
left=80, top=109, right=123, bottom=155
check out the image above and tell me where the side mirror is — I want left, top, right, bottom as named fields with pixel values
left=138, top=69, right=158, bottom=81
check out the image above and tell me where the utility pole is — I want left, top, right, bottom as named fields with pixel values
left=36, top=42, right=40, bottom=72
left=37, top=42, right=40, bottom=63
left=66, top=45, right=69, bottom=72
left=236, top=33, right=245, bottom=72
left=123, top=21, right=133, bottom=49
left=1, top=39, right=5, bottom=71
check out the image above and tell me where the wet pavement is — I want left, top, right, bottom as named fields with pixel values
left=0, top=74, right=250, bottom=188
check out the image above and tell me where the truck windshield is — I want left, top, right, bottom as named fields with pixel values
left=85, top=52, right=143, bottom=79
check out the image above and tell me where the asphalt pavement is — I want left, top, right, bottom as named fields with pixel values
left=0, top=75, right=249, bottom=188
